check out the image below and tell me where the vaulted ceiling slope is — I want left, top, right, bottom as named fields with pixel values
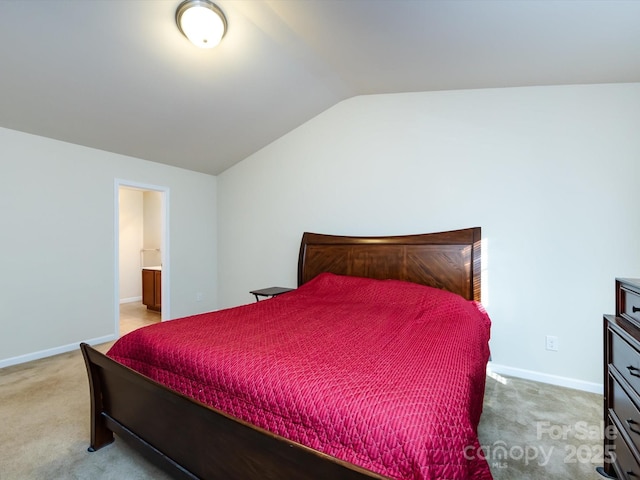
left=1, top=1, right=638, bottom=175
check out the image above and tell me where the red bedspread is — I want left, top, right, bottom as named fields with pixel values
left=108, top=273, right=492, bottom=480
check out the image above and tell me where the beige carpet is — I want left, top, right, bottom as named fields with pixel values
left=0, top=344, right=605, bottom=480
left=479, top=371, right=604, bottom=479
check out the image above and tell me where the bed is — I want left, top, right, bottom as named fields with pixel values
left=81, top=227, right=491, bottom=480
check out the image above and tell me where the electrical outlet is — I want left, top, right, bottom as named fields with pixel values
left=545, top=335, right=559, bottom=351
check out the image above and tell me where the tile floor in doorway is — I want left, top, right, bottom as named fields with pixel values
left=119, top=301, right=160, bottom=336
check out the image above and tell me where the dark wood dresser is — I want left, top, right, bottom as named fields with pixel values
left=603, top=278, right=640, bottom=478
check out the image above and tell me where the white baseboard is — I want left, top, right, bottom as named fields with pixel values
left=0, top=334, right=117, bottom=369
left=120, top=296, right=142, bottom=304
left=488, top=362, right=603, bottom=395
left=0, top=339, right=604, bottom=396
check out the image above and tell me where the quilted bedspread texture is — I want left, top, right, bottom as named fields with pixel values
left=108, top=273, right=493, bottom=480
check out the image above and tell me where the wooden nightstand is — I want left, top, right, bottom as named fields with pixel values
left=249, top=287, right=294, bottom=302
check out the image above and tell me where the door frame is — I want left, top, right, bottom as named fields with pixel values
left=114, top=179, right=170, bottom=335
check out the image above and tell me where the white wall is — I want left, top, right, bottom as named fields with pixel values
left=119, top=189, right=163, bottom=301
left=0, top=127, right=218, bottom=366
left=119, top=188, right=144, bottom=301
left=217, top=83, right=640, bottom=391
left=142, top=190, right=162, bottom=268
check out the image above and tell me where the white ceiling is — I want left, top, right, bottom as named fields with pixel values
left=1, top=0, right=638, bottom=175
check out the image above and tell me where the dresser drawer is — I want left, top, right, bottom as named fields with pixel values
left=621, top=284, right=640, bottom=326
left=613, top=426, right=640, bottom=480
left=612, top=331, right=640, bottom=396
left=612, top=378, right=640, bottom=454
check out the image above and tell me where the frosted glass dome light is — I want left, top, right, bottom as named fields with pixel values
left=176, top=0, right=227, bottom=49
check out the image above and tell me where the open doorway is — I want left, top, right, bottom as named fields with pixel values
left=115, top=179, right=170, bottom=337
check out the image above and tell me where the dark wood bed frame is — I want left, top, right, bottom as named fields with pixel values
left=81, top=227, right=482, bottom=480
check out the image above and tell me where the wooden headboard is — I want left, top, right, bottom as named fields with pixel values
left=298, top=227, right=481, bottom=302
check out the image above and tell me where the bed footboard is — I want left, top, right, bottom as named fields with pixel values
left=79, top=343, right=386, bottom=480
left=81, top=343, right=115, bottom=452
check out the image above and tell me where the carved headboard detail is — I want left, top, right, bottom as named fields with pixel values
left=298, top=227, right=481, bottom=302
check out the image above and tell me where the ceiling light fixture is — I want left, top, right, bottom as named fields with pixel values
left=176, top=0, right=227, bottom=49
